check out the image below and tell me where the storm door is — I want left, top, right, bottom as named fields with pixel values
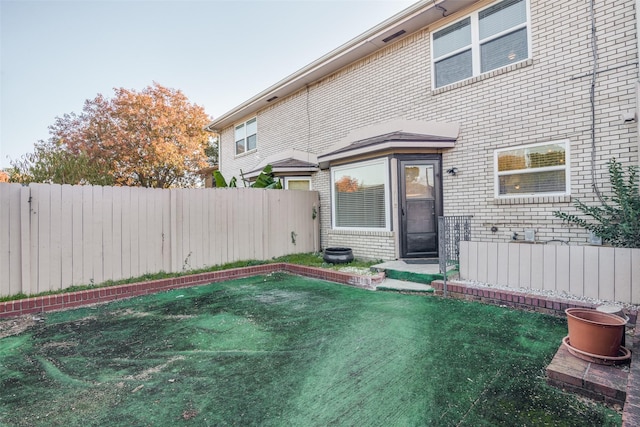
left=399, top=158, right=442, bottom=258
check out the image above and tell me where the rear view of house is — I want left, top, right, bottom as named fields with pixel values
left=206, top=0, right=639, bottom=261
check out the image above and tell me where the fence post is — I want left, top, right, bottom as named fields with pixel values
left=170, top=189, right=178, bottom=273
left=19, top=186, right=30, bottom=294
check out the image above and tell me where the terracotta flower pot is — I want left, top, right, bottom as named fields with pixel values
left=565, top=308, right=627, bottom=357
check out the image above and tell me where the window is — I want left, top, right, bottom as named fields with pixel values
left=432, top=0, right=529, bottom=88
left=495, top=140, right=570, bottom=198
left=235, top=118, right=257, bottom=155
left=331, top=158, right=390, bottom=230
left=284, top=177, right=311, bottom=190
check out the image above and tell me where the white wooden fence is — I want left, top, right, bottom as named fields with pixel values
left=459, top=241, right=640, bottom=304
left=0, top=183, right=320, bottom=296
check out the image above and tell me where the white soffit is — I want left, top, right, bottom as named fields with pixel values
left=205, top=0, right=480, bottom=131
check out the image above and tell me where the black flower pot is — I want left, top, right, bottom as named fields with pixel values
left=323, top=247, right=354, bottom=264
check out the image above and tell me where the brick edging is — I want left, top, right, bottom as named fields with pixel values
left=430, top=280, right=638, bottom=323
left=0, top=264, right=384, bottom=319
left=429, top=279, right=640, bottom=425
left=2, top=268, right=638, bottom=422
left=623, top=316, right=640, bottom=426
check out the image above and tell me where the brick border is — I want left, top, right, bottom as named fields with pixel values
left=430, top=279, right=640, bottom=425
left=430, top=280, right=638, bottom=324
left=1, top=269, right=637, bottom=423
left=0, top=263, right=385, bottom=319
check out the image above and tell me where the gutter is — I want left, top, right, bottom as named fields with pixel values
left=204, top=0, right=478, bottom=132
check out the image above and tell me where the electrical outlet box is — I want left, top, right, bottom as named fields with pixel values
left=524, top=229, right=535, bottom=242
left=589, top=231, right=602, bottom=246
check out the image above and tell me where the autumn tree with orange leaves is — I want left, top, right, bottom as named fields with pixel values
left=11, top=82, right=213, bottom=188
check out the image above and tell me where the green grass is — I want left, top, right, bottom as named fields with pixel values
left=0, top=273, right=621, bottom=426
left=0, top=252, right=380, bottom=303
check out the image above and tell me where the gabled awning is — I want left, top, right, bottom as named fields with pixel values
left=318, top=119, right=459, bottom=169
left=243, top=149, right=318, bottom=179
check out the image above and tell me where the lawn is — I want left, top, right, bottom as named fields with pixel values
left=0, top=272, right=621, bottom=426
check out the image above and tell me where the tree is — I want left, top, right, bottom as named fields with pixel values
left=0, top=170, right=9, bottom=183
left=45, top=82, right=212, bottom=188
left=204, top=135, right=219, bottom=167
left=553, top=158, right=640, bottom=248
left=8, top=139, right=115, bottom=185
left=213, top=165, right=282, bottom=189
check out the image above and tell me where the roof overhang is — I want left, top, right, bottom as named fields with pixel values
left=243, top=149, right=318, bottom=179
left=205, top=0, right=480, bottom=132
left=317, top=119, right=459, bottom=169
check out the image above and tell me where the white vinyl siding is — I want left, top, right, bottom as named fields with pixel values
left=331, top=158, right=390, bottom=231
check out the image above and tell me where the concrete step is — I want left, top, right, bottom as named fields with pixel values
left=375, top=278, right=434, bottom=293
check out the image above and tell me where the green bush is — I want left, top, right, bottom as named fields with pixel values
left=553, top=158, right=640, bottom=248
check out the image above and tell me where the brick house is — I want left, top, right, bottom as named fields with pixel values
left=205, top=0, right=639, bottom=261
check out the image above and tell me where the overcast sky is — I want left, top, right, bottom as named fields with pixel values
left=0, top=0, right=416, bottom=168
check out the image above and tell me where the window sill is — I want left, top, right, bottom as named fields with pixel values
left=493, top=194, right=571, bottom=205
left=432, top=58, right=533, bottom=95
left=329, top=229, right=393, bottom=237
left=234, top=149, right=257, bottom=159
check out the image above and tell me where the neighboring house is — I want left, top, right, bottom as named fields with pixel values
left=205, top=0, right=639, bottom=261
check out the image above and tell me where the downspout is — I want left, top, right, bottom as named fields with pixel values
left=589, top=0, right=605, bottom=204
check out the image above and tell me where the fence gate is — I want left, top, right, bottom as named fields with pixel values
left=438, top=216, right=472, bottom=297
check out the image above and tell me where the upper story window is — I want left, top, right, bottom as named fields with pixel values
left=432, top=0, right=529, bottom=88
left=331, top=158, right=390, bottom=231
left=494, top=140, right=570, bottom=198
left=235, top=117, right=257, bottom=155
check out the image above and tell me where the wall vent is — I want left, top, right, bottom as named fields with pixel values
left=382, top=30, right=406, bottom=43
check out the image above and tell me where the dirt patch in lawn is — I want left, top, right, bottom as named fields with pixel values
left=0, top=314, right=40, bottom=339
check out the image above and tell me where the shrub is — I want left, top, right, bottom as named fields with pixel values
left=553, top=158, right=640, bottom=248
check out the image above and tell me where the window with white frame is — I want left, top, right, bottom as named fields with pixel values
left=495, top=140, right=570, bottom=198
left=432, top=0, right=529, bottom=88
left=331, top=158, right=390, bottom=230
left=284, top=177, right=311, bottom=190
left=235, top=118, right=257, bottom=155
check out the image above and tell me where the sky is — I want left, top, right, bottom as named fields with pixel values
left=0, top=0, right=416, bottom=169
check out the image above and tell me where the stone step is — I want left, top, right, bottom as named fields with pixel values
left=375, top=278, right=434, bottom=293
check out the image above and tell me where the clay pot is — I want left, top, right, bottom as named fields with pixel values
left=565, top=308, right=627, bottom=357
left=323, top=247, right=354, bottom=264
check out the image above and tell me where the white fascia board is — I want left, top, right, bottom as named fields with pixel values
left=318, top=140, right=456, bottom=165
left=205, top=1, right=479, bottom=132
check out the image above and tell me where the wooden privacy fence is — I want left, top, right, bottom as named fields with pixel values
left=459, top=241, right=640, bottom=304
left=0, top=183, right=320, bottom=297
